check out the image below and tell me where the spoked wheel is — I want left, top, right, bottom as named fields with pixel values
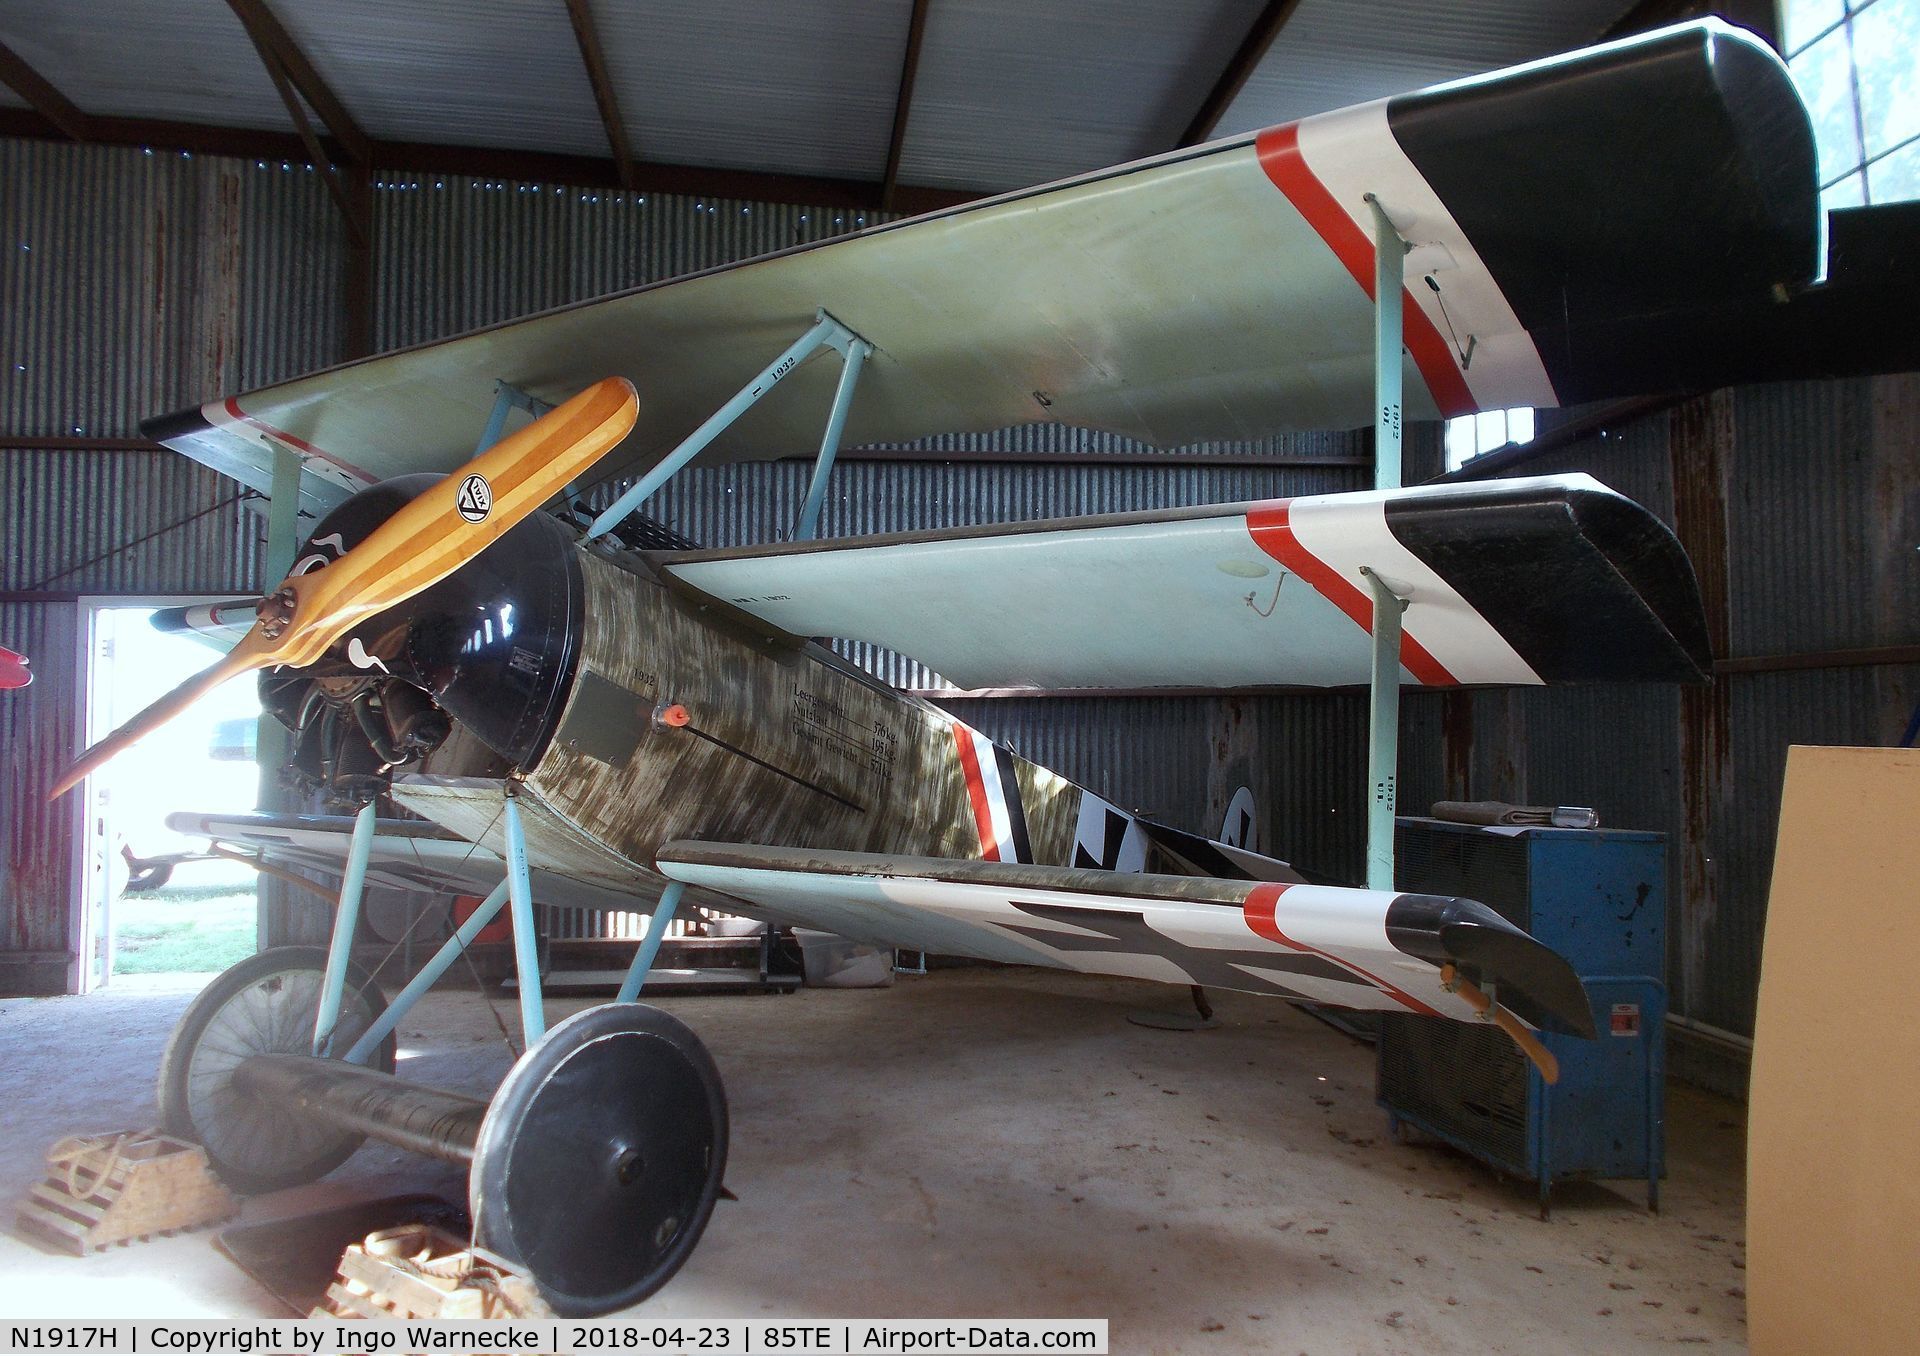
left=472, top=1003, right=728, bottom=1316
left=157, top=946, right=397, bottom=1193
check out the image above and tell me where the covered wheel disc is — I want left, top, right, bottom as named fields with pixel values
left=471, top=1003, right=728, bottom=1316
left=156, top=945, right=397, bottom=1194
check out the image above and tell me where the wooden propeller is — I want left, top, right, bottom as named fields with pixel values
left=50, top=376, right=639, bottom=800
left=1441, top=963, right=1561, bottom=1085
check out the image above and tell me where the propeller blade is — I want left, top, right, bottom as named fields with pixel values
left=49, top=630, right=281, bottom=798
left=251, top=375, right=638, bottom=670
left=49, top=376, right=639, bottom=800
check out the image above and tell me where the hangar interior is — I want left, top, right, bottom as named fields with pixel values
left=1, top=0, right=1917, bottom=1351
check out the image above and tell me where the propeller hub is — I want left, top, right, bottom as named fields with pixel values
left=256, top=587, right=299, bottom=639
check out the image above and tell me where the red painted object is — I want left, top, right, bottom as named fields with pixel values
left=0, top=646, right=30, bottom=690
left=451, top=893, right=512, bottom=944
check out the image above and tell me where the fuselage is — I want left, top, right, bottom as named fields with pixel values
left=522, top=546, right=1120, bottom=878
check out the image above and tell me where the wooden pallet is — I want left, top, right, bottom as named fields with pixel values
left=312, top=1223, right=549, bottom=1321
left=16, top=1130, right=238, bottom=1255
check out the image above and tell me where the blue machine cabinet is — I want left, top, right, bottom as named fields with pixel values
left=1377, top=817, right=1667, bottom=1216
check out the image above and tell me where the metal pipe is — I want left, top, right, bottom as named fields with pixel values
left=233, top=1054, right=486, bottom=1166
left=792, top=339, right=870, bottom=541
left=1362, top=567, right=1406, bottom=892
left=344, top=878, right=513, bottom=1065
left=503, top=790, right=546, bottom=1045
left=313, top=800, right=378, bottom=1055
left=585, top=312, right=846, bottom=540
left=474, top=382, right=515, bottom=457
left=1366, top=194, right=1404, bottom=491
left=616, top=881, right=684, bottom=1003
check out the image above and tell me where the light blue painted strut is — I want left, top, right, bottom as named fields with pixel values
left=1366, top=194, right=1405, bottom=492
left=1362, top=567, right=1406, bottom=893
left=792, top=338, right=870, bottom=542
left=502, top=789, right=545, bottom=1045
left=585, top=309, right=866, bottom=541
left=474, top=380, right=555, bottom=457
left=615, top=882, right=685, bottom=1003
left=1361, top=194, right=1410, bottom=892
left=313, top=800, right=378, bottom=1055
left=344, top=878, right=512, bottom=1064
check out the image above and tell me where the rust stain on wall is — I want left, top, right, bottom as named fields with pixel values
left=1670, top=390, right=1734, bottom=1016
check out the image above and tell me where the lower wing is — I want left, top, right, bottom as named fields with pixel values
left=655, top=841, right=1595, bottom=1075
left=165, top=810, right=643, bottom=914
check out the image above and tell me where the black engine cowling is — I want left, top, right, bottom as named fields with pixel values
left=264, top=475, right=585, bottom=799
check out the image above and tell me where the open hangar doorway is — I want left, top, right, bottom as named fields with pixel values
left=73, top=597, right=263, bottom=992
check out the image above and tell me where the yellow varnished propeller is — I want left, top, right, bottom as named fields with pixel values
left=50, top=376, right=639, bottom=800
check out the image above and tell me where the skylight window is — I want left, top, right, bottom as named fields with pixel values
left=1783, top=0, right=1920, bottom=212
left=1445, top=407, right=1534, bottom=471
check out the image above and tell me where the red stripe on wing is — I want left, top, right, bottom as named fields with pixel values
left=1244, top=499, right=1456, bottom=686
left=1242, top=882, right=1443, bottom=1018
left=1253, top=122, right=1475, bottom=419
left=223, top=398, right=375, bottom=484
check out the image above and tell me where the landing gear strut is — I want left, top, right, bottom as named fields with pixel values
left=157, top=792, right=718, bottom=1314
left=162, top=955, right=727, bottom=1315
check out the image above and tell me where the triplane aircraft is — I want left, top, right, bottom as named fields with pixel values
left=50, top=20, right=1890, bottom=1314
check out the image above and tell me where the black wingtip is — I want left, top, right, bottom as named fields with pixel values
left=1387, top=894, right=1597, bottom=1038
left=1439, top=917, right=1597, bottom=1039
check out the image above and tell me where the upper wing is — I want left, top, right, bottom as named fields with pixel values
left=143, top=21, right=1815, bottom=515
left=655, top=840, right=1595, bottom=1041
left=661, top=474, right=1711, bottom=690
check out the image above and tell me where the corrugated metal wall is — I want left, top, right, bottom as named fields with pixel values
left=372, top=175, right=892, bottom=350
left=1412, top=375, right=1920, bottom=1043
left=1, top=142, right=342, bottom=992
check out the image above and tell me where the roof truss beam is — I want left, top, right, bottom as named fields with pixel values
left=881, top=0, right=932, bottom=213
left=0, top=38, right=92, bottom=142
left=563, top=0, right=639, bottom=190
left=1177, top=0, right=1307, bottom=147
left=253, top=39, right=368, bottom=247
left=223, top=0, right=371, bottom=164
left=0, top=107, right=978, bottom=214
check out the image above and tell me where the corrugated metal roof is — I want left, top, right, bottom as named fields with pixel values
left=0, top=0, right=290, bottom=131
left=595, top=0, right=910, bottom=181
left=272, top=0, right=606, bottom=155
left=1216, top=0, right=1634, bottom=134
left=0, top=0, right=1665, bottom=195
left=897, top=0, right=1263, bottom=191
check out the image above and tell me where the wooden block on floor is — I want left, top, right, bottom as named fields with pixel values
left=15, top=1130, right=238, bottom=1255
left=311, top=1223, right=549, bottom=1321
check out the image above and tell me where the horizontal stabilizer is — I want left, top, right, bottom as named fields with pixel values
left=655, top=841, right=1593, bottom=1039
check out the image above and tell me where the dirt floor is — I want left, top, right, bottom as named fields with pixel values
left=0, top=967, right=1749, bottom=1353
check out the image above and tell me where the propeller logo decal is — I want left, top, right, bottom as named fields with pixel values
left=456, top=474, right=493, bottom=523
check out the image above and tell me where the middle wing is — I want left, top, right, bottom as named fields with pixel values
left=661, top=473, right=1710, bottom=691
left=655, top=840, right=1595, bottom=1042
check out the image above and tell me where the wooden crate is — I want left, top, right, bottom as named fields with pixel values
left=313, top=1223, right=550, bottom=1321
left=16, top=1130, right=238, bottom=1255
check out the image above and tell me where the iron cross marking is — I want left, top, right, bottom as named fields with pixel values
left=1074, top=808, right=1132, bottom=869
left=1000, top=900, right=1363, bottom=1000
